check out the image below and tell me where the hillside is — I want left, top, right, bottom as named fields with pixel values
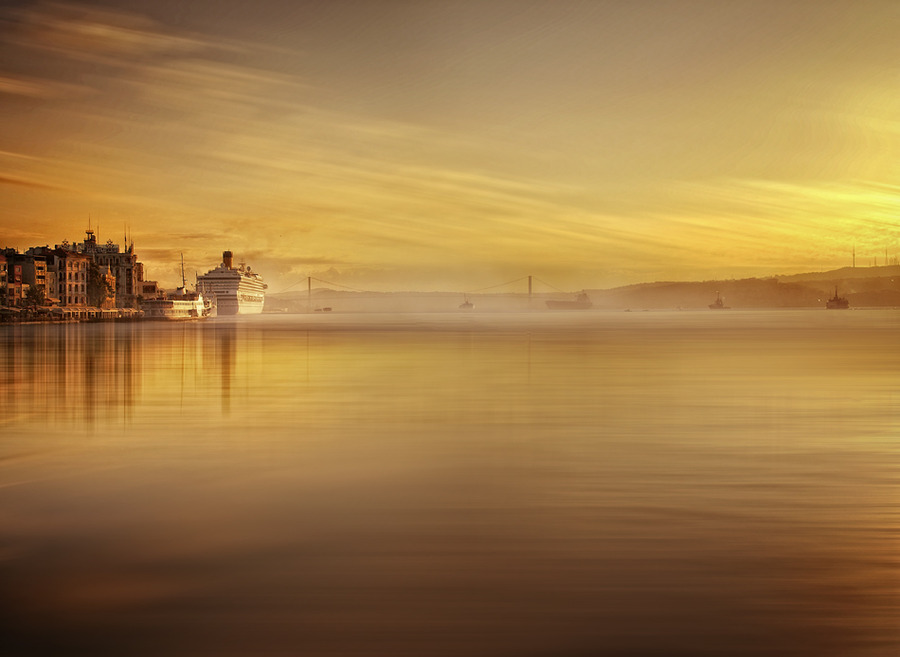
left=776, top=265, right=900, bottom=283
left=586, top=266, right=900, bottom=309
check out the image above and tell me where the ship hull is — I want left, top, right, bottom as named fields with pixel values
left=212, top=290, right=265, bottom=315
left=143, top=297, right=210, bottom=320
left=546, top=292, right=592, bottom=310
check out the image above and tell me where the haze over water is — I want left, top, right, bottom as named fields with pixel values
left=2, top=310, right=899, bottom=656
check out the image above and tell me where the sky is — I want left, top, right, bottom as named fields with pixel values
left=1, top=0, right=899, bottom=293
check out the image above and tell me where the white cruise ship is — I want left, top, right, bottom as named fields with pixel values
left=197, top=251, right=267, bottom=315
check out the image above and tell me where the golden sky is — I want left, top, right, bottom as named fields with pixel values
left=1, top=0, right=898, bottom=291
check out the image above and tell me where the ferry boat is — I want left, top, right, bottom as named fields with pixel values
left=143, top=287, right=213, bottom=320
left=825, top=287, right=849, bottom=309
left=708, top=291, right=730, bottom=309
left=197, top=251, right=267, bottom=315
left=143, top=254, right=214, bottom=320
left=546, top=292, right=592, bottom=310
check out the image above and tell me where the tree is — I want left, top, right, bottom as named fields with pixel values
left=24, top=285, right=45, bottom=308
left=87, top=261, right=114, bottom=307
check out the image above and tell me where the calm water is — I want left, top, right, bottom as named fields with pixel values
left=2, top=310, right=898, bottom=656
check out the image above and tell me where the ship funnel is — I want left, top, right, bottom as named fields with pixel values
left=223, top=250, right=233, bottom=269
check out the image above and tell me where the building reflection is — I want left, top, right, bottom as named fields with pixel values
left=0, top=320, right=305, bottom=444
left=0, top=321, right=246, bottom=434
left=1, top=323, right=142, bottom=429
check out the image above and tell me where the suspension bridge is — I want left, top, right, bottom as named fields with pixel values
left=271, top=275, right=589, bottom=311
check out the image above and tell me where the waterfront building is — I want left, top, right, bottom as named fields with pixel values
left=1, top=249, right=27, bottom=306
left=1, top=229, right=158, bottom=319
left=25, top=247, right=57, bottom=305
left=2, top=236, right=141, bottom=318
left=71, top=229, right=143, bottom=308
left=26, top=246, right=68, bottom=307
left=20, top=250, right=48, bottom=299
left=141, top=280, right=164, bottom=299
left=56, top=250, right=90, bottom=307
left=0, top=253, right=7, bottom=303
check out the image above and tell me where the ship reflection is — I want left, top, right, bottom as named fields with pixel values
left=218, top=325, right=235, bottom=416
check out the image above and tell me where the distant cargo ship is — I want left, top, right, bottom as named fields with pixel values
left=197, top=251, right=267, bottom=315
left=825, top=287, right=849, bottom=309
left=546, top=292, right=592, bottom=310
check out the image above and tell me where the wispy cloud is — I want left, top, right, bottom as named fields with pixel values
left=6, top=2, right=224, bottom=62
left=0, top=74, right=89, bottom=99
left=0, top=174, right=64, bottom=191
left=672, top=177, right=900, bottom=232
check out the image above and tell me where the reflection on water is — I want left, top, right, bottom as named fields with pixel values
left=1, top=322, right=143, bottom=428
left=1, top=311, right=899, bottom=656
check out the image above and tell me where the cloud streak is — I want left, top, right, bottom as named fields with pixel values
left=0, top=174, right=65, bottom=191
left=6, top=2, right=224, bottom=62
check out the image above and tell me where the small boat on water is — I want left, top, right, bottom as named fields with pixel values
left=459, top=295, right=474, bottom=310
left=825, top=287, right=849, bottom=309
left=546, top=292, right=592, bottom=310
left=709, top=291, right=730, bottom=310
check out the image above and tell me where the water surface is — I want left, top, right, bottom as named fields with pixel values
left=2, top=310, right=898, bottom=656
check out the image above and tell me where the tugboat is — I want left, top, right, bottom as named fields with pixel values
left=825, top=287, right=849, bottom=309
left=708, top=291, right=730, bottom=309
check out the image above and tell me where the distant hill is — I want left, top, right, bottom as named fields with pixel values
left=776, top=265, right=900, bottom=283
left=265, top=265, right=900, bottom=312
left=585, top=265, right=900, bottom=310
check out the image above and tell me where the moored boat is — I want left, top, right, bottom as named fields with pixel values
left=143, top=287, right=212, bottom=320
